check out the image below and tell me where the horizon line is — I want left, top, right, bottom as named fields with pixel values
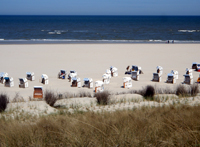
left=0, top=14, right=200, bottom=16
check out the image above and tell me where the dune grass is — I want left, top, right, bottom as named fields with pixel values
left=0, top=105, right=200, bottom=146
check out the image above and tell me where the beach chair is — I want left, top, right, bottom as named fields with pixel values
left=125, top=66, right=131, bottom=74
left=41, top=74, right=49, bottom=85
left=106, top=69, right=111, bottom=78
left=132, top=65, right=143, bottom=74
left=192, top=62, right=198, bottom=70
left=183, top=68, right=193, bottom=85
left=123, top=77, right=132, bottom=88
left=95, top=81, right=104, bottom=93
left=83, top=78, right=93, bottom=88
left=4, top=77, right=14, bottom=87
left=166, top=73, right=176, bottom=84
left=183, top=74, right=193, bottom=85
left=26, top=72, right=35, bottom=81
left=152, top=66, right=163, bottom=82
left=186, top=68, right=193, bottom=76
left=166, top=70, right=178, bottom=84
left=197, top=64, right=200, bottom=72
left=68, top=70, right=77, bottom=82
left=102, top=73, right=110, bottom=84
left=131, top=71, right=139, bottom=81
left=171, top=70, right=178, bottom=79
left=110, top=66, right=118, bottom=77
left=0, top=72, right=8, bottom=84
left=33, top=86, right=43, bottom=98
left=19, top=78, right=28, bottom=88
left=197, top=75, right=200, bottom=83
left=71, top=77, right=81, bottom=88
left=58, top=69, right=66, bottom=79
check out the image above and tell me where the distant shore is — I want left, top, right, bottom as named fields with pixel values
left=1, top=40, right=200, bottom=44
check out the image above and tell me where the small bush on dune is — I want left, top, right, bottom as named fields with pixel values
left=44, top=90, right=58, bottom=107
left=127, top=85, right=155, bottom=99
left=143, top=85, right=155, bottom=99
left=176, top=85, right=188, bottom=97
left=94, top=91, right=110, bottom=105
left=0, top=93, right=9, bottom=112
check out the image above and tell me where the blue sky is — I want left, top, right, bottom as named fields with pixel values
left=0, top=0, right=200, bottom=15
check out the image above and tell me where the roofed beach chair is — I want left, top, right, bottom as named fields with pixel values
left=41, top=74, right=49, bottom=85
left=4, top=77, right=14, bottom=87
left=83, top=78, right=93, bottom=88
left=26, top=72, right=35, bottom=81
left=71, top=77, right=81, bottom=88
left=110, top=66, right=118, bottom=77
left=152, top=66, right=163, bottom=82
left=58, top=69, right=66, bottom=79
left=68, top=70, right=77, bottom=82
left=183, top=68, right=193, bottom=85
left=123, top=77, right=132, bottom=88
left=0, top=72, right=8, bottom=84
left=166, top=70, right=178, bottom=84
left=102, top=73, right=110, bottom=84
left=19, top=78, right=28, bottom=88
left=33, top=86, right=43, bottom=98
left=95, top=81, right=104, bottom=93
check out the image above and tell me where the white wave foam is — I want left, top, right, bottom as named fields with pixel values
left=73, top=30, right=88, bottom=33
left=48, top=32, right=56, bottom=34
left=0, top=39, right=4, bottom=41
left=178, top=30, right=197, bottom=32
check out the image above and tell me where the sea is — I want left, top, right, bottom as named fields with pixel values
left=0, top=15, right=200, bottom=44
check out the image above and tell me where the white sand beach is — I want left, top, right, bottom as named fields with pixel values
left=0, top=44, right=200, bottom=100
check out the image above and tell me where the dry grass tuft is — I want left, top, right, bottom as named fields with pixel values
left=190, top=84, right=199, bottom=96
left=176, top=84, right=199, bottom=97
left=12, top=92, right=25, bottom=103
left=0, top=105, right=200, bottom=146
left=128, top=84, right=199, bottom=98
left=78, top=91, right=92, bottom=98
left=176, top=84, right=188, bottom=97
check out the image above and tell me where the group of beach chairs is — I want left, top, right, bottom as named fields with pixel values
left=57, top=66, right=119, bottom=93
left=1, top=62, right=200, bottom=99
left=122, top=63, right=199, bottom=89
left=0, top=72, right=49, bottom=88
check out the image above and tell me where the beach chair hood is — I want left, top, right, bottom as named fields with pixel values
left=4, top=77, right=13, bottom=81
left=41, top=74, right=48, bottom=79
left=102, top=74, right=109, bottom=79
left=19, top=78, right=27, bottom=82
left=123, top=77, right=131, bottom=82
left=156, top=66, right=163, bottom=71
left=84, top=78, right=92, bottom=82
left=72, top=77, right=80, bottom=82
left=0, top=72, right=8, bottom=77
left=26, top=72, right=34, bottom=76
left=95, top=81, right=104, bottom=86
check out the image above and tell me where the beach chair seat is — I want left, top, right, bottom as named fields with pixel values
left=33, top=86, right=43, bottom=98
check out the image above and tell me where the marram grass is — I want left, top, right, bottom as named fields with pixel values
left=0, top=105, right=200, bottom=146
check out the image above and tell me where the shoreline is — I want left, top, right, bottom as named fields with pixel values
left=1, top=40, right=200, bottom=45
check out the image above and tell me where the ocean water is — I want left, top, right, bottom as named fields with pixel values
left=0, top=15, right=200, bottom=44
